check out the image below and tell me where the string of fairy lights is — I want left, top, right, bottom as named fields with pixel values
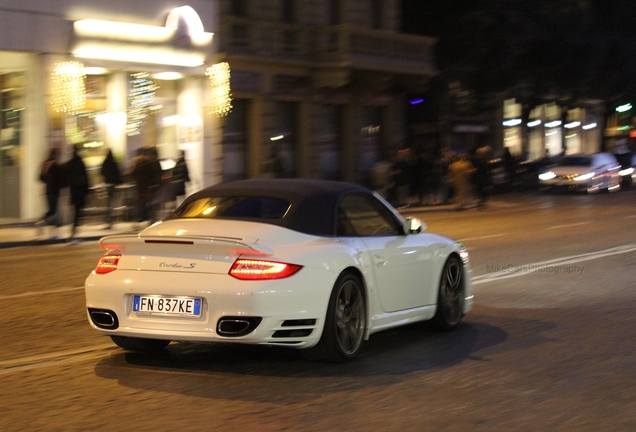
left=52, top=61, right=232, bottom=134
left=206, top=62, right=232, bottom=117
left=126, top=72, right=159, bottom=136
left=51, top=61, right=86, bottom=115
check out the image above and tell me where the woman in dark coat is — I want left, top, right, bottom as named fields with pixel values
left=100, top=149, right=123, bottom=228
left=171, top=150, right=190, bottom=206
left=130, top=148, right=161, bottom=223
left=65, top=145, right=89, bottom=241
left=38, top=148, right=64, bottom=233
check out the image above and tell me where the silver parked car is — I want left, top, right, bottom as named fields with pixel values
left=538, top=152, right=622, bottom=193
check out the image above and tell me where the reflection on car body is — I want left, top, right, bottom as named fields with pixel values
left=84, top=179, right=474, bottom=362
left=614, top=152, right=635, bottom=190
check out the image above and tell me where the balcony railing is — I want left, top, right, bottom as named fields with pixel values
left=220, top=17, right=436, bottom=74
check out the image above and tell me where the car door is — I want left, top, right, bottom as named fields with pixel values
left=337, top=192, right=435, bottom=312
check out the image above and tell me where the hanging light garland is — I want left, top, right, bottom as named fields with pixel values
left=206, top=62, right=232, bottom=117
left=126, top=72, right=159, bottom=136
left=52, top=61, right=86, bottom=115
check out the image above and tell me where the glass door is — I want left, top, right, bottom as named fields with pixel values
left=0, top=71, right=25, bottom=218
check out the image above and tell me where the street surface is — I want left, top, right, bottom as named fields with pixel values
left=1, top=190, right=635, bottom=431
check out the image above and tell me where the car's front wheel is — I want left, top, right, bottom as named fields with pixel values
left=430, top=255, right=465, bottom=331
left=110, top=336, right=170, bottom=352
left=301, top=272, right=366, bottom=362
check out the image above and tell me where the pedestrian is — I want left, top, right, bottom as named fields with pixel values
left=130, top=148, right=161, bottom=224
left=170, top=150, right=190, bottom=207
left=100, top=149, right=123, bottom=229
left=501, top=146, right=515, bottom=188
left=473, top=145, right=492, bottom=210
left=392, top=148, right=416, bottom=207
left=65, top=145, right=90, bottom=242
left=147, top=146, right=166, bottom=221
left=448, top=154, right=475, bottom=210
left=37, top=148, right=64, bottom=238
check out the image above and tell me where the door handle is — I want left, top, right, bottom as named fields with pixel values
left=373, top=254, right=388, bottom=267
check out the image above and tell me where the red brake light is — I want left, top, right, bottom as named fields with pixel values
left=95, top=254, right=121, bottom=274
left=229, top=259, right=302, bottom=280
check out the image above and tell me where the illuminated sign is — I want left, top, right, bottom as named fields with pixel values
left=616, top=103, right=632, bottom=113
left=502, top=118, right=522, bottom=127
left=72, top=6, right=213, bottom=67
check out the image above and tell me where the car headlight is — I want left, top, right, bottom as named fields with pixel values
left=538, top=171, right=556, bottom=180
left=574, top=172, right=594, bottom=181
left=619, top=167, right=634, bottom=176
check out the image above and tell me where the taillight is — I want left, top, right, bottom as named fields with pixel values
left=95, top=254, right=121, bottom=274
left=229, top=259, right=302, bottom=280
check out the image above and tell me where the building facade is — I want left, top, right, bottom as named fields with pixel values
left=0, top=0, right=436, bottom=221
left=217, top=0, right=436, bottom=185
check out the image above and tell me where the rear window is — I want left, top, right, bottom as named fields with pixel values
left=169, top=196, right=291, bottom=220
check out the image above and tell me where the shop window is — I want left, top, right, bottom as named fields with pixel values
left=0, top=72, right=24, bottom=167
left=151, top=79, right=178, bottom=163
left=0, top=71, right=24, bottom=218
left=125, top=73, right=178, bottom=169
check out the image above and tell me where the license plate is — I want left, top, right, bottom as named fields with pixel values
left=133, top=295, right=202, bottom=317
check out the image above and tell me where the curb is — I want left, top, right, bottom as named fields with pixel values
left=0, top=235, right=106, bottom=249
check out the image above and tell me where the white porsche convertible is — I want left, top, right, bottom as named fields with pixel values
left=85, top=179, right=474, bottom=362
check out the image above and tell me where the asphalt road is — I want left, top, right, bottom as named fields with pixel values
left=1, top=190, right=635, bottom=431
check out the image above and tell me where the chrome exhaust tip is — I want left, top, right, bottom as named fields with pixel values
left=217, top=317, right=262, bottom=337
left=88, top=308, right=119, bottom=330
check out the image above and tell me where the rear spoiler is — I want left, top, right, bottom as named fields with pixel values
left=98, top=234, right=274, bottom=257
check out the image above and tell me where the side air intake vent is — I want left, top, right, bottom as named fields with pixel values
left=272, top=319, right=317, bottom=338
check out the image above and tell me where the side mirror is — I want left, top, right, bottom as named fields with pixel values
left=403, top=217, right=426, bottom=234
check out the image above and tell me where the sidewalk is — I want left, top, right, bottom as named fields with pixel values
left=0, top=221, right=140, bottom=249
left=0, top=200, right=482, bottom=249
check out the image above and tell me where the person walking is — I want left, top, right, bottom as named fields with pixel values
left=448, top=154, right=476, bottom=211
left=65, top=145, right=89, bottom=243
left=147, top=146, right=166, bottom=221
left=170, top=150, right=190, bottom=207
left=473, top=145, right=492, bottom=210
left=100, top=149, right=123, bottom=229
left=37, top=148, right=64, bottom=238
left=130, top=147, right=161, bottom=224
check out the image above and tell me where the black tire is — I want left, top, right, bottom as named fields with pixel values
left=301, top=272, right=366, bottom=362
left=110, top=335, right=170, bottom=352
left=430, top=255, right=465, bottom=331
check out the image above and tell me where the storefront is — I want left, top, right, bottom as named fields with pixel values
left=0, top=2, right=219, bottom=221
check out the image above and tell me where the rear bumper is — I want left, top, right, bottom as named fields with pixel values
left=84, top=267, right=336, bottom=348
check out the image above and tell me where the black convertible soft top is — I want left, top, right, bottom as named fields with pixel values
left=171, top=178, right=373, bottom=236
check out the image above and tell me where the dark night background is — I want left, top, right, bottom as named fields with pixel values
left=402, top=0, right=636, bottom=108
